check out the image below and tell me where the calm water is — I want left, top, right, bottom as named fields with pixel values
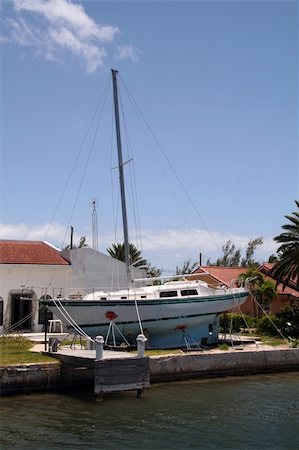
left=1, top=372, right=298, bottom=450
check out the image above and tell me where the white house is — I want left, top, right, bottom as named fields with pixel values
left=0, top=240, right=145, bottom=334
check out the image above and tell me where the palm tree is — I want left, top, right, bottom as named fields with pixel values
left=238, top=268, right=276, bottom=318
left=106, top=242, right=148, bottom=270
left=272, top=200, right=299, bottom=290
left=255, top=279, right=277, bottom=317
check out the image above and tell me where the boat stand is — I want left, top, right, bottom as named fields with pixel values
left=105, top=321, right=131, bottom=348
left=182, top=331, right=203, bottom=351
left=55, top=329, right=85, bottom=350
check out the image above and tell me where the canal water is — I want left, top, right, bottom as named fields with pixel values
left=1, top=372, right=298, bottom=450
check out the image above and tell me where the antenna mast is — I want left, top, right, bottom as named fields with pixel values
left=92, top=200, right=98, bottom=251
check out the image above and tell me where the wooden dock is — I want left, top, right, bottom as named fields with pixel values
left=50, top=347, right=150, bottom=398
left=95, top=356, right=150, bottom=399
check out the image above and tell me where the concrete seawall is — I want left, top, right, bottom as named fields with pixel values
left=1, top=347, right=299, bottom=396
left=0, top=362, right=60, bottom=395
left=149, top=347, right=299, bottom=382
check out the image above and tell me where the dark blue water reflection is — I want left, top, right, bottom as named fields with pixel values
left=1, top=373, right=298, bottom=450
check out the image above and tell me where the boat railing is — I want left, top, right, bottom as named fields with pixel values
left=132, top=272, right=211, bottom=285
left=38, top=274, right=250, bottom=300
left=228, top=278, right=251, bottom=290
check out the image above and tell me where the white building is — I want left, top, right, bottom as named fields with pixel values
left=0, top=240, right=145, bottom=333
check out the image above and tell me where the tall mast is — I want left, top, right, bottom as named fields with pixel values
left=111, top=69, right=131, bottom=285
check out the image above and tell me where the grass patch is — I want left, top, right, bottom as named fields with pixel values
left=59, top=338, right=86, bottom=348
left=144, top=349, right=183, bottom=356
left=259, top=335, right=288, bottom=347
left=0, top=336, right=55, bottom=366
left=218, top=343, right=229, bottom=351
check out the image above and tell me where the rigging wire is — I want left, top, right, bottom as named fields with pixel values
left=250, top=292, right=288, bottom=342
left=109, top=102, right=122, bottom=290
left=118, top=74, right=222, bottom=255
left=47, top=75, right=111, bottom=245
left=23, top=76, right=112, bottom=287
left=61, top=78, right=111, bottom=249
left=118, top=87, right=143, bottom=252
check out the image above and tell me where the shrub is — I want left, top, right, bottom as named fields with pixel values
left=256, top=315, right=282, bottom=336
left=277, top=300, right=299, bottom=338
left=219, top=313, right=256, bottom=333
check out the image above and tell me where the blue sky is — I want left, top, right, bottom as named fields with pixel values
left=1, top=0, right=298, bottom=273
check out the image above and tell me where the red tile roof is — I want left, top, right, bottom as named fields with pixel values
left=0, top=240, right=70, bottom=265
left=194, top=265, right=299, bottom=298
left=194, top=266, right=245, bottom=286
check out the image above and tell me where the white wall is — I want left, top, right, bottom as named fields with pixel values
left=0, top=248, right=146, bottom=333
left=0, top=264, right=70, bottom=333
left=61, top=248, right=146, bottom=293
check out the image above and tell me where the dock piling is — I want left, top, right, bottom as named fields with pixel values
left=137, top=334, right=147, bottom=357
left=95, top=335, right=104, bottom=361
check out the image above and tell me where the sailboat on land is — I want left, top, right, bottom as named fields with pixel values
left=43, top=69, right=248, bottom=349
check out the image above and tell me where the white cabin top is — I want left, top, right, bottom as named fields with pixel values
left=83, top=279, right=246, bottom=301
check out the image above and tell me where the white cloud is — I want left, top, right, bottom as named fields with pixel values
left=0, top=222, right=68, bottom=247
left=4, top=0, right=122, bottom=73
left=0, top=223, right=278, bottom=272
left=13, top=0, right=118, bottom=42
left=49, top=26, right=107, bottom=73
left=7, top=17, right=39, bottom=48
left=137, top=228, right=277, bottom=255
left=115, top=45, right=142, bottom=62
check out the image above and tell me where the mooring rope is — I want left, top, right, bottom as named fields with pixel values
left=53, top=298, right=94, bottom=342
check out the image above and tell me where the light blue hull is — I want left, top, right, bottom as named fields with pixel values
left=76, top=314, right=219, bottom=349
left=45, top=290, right=247, bottom=349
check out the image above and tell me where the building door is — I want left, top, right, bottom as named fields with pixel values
left=11, top=293, right=32, bottom=331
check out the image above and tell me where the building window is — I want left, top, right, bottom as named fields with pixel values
left=0, top=297, right=3, bottom=326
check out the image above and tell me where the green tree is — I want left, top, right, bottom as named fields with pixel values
left=215, top=240, right=241, bottom=267
left=268, top=254, right=279, bottom=263
left=176, top=259, right=198, bottom=275
left=146, top=263, right=163, bottom=279
left=238, top=268, right=276, bottom=317
left=210, top=237, right=263, bottom=267
left=78, top=236, right=88, bottom=248
left=271, top=200, right=299, bottom=290
left=107, top=242, right=147, bottom=269
left=64, top=236, right=88, bottom=250
left=277, top=299, right=299, bottom=338
left=241, top=237, right=263, bottom=267
left=106, top=242, right=162, bottom=278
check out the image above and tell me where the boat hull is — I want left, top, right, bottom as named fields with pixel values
left=43, top=290, right=248, bottom=349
